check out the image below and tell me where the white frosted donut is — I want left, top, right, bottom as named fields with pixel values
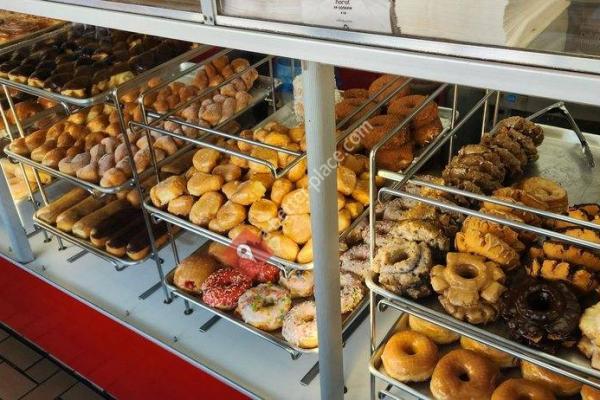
left=282, top=301, right=318, bottom=349
left=279, top=270, right=314, bottom=298
left=237, top=283, right=291, bottom=331
left=340, top=272, right=365, bottom=314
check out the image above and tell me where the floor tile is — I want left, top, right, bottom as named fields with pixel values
left=0, top=337, right=42, bottom=370
left=26, top=358, right=60, bottom=383
left=60, top=382, right=107, bottom=400
left=21, top=370, right=77, bottom=400
left=0, top=363, right=36, bottom=400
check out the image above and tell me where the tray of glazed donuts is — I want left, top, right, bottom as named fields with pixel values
left=0, top=23, right=197, bottom=104
left=145, top=115, right=379, bottom=271
left=371, top=314, right=600, bottom=400
left=0, top=11, right=64, bottom=48
left=33, top=187, right=173, bottom=265
left=165, top=239, right=368, bottom=354
left=364, top=116, right=600, bottom=387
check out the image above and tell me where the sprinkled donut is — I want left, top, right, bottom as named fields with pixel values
left=279, top=270, right=314, bottom=298
left=237, top=283, right=292, bottom=331
left=201, top=268, right=252, bottom=310
left=282, top=301, right=318, bottom=349
left=340, top=272, right=365, bottom=313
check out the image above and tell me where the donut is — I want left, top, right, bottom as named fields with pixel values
left=488, top=144, right=524, bottom=177
left=201, top=268, right=252, bottom=310
left=381, top=330, right=438, bottom=382
left=335, top=97, right=379, bottom=125
left=340, top=272, right=365, bottom=313
left=542, top=241, right=600, bottom=272
left=430, top=349, right=499, bottom=400
left=407, top=315, right=459, bottom=344
left=553, top=203, right=600, bottom=229
left=501, top=279, right=580, bottom=352
left=527, top=251, right=598, bottom=294
left=481, top=195, right=543, bottom=227
left=579, top=302, right=600, bottom=353
left=342, top=88, right=369, bottom=99
left=491, top=379, right=555, bottom=400
left=279, top=270, right=314, bottom=298
left=340, top=244, right=370, bottom=281
left=455, top=228, right=520, bottom=270
left=459, top=336, right=517, bottom=368
left=360, top=115, right=409, bottom=150
left=521, top=361, right=582, bottom=396
left=516, top=177, right=568, bottom=214
left=376, top=141, right=414, bottom=171
left=493, top=187, right=549, bottom=210
left=442, top=164, right=502, bottom=193
left=462, top=216, right=525, bottom=253
left=496, top=116, right=544, bottom=146
left=375, top=239, right=433, bottom=299
left=237, top=283, right=292, bottom=331
left=237, top=258, right=280, bottom=283
left=414, top=118, right=443, bottom=146
left=388, top=95, right=439, bottom=128
left=368, top=74, right=410, bottom=102
left=459, top=144, right=504, bottom=166
left=362, top=220, right=397, bottom=247
left=449, top=153, right=506, bottom=182
left=482, top=132, right=528, bottom=168
left=582, top=385, right=600, bottom=400
left=282, top=301, right=318, bottom=349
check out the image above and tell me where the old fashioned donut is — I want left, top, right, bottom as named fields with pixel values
left=430, top=349, right=499, bottom=400
left=504, top=128, right=539, bottom=161
left=201, top=268, right=252, bottom=310
left=460, top=336, right=517, bottom=368
left=282, top=301, right=318, bottom=349
left=360, top=115, right=409, bottom=150
left=237, top=283, right=292, bottom=331
left=340, top=244, right=370, bottom=281
left=279, top=270, right=314, bottom=298
left=488, top=144, right=523, bottom=177
left=501, top=279, right=580, bottom=352
left=449, top=153, right=506, bottom=182
left=491, top=379, right=555, bottom=400
left=389, top=219, right=450, bottom=253
left=375, top=239, right=433, bottom=299
left=496, top=116, right=544, bottom=146
left=483, top=132, right=529, bottom=167
left=414, top=118, right=443, bottom=146
left=521, top=361, right=582, bottom=396
left=368, top=74, right=410, bottom=102
left=362, top=220, right=397, bottom=247
left=442, top=165, right=502, bottom=193
left=381, top=330, right=438, bottom=382
left=340, top=272, right=365, bottom=313
left=542, top=241, right=600, bottom=272
left=408, top=315, right=459, bottom=344
left=455, top=229, right=520, bottom=270
left=517, top=177, right=568, bottom=214
left=388, top=94, right=439, bottom=128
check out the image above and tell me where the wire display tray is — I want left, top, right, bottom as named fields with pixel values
left=164, top=240, right=369, bottom=359
left=0, top=23, right=210, bottom=107
left=367, top=123, right=600, bottom=390
left=3, top=74, right=277, bottom=195
left=33, top=214, right=163, bottom=270
left=0, top=20, right=67, bottom=52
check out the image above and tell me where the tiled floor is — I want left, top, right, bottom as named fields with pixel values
left=0, top=326, right=112, bottom=400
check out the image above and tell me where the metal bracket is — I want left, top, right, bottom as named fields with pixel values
left=138, top=281, right=163, bottom=300
left=200, top=0, right=217, bottom=25
left=67, top=250, right=88, bottom=263
left=199, top=315, right=221, bottom=332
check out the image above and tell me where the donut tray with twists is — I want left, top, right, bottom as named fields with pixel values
left=164, top=240, right=369, bottom=359
left=367, top=121, right=600, bottom=390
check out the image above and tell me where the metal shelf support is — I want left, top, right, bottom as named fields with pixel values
left=302, top=60, right=344, bottom=400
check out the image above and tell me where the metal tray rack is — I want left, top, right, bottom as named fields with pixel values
left=366, top=97, right=600, bottom=398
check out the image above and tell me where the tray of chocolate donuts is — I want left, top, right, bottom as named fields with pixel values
left=0, top=23, right=198, bottom=105
left=32, top=187, right=173, bottom=266
left=364, top=115, right=600, bottom=388
left=371, top=314, right=600, bottom=400
left=165, top=239, right=368, bottom=355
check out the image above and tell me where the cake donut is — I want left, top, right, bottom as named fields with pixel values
left=368, top=74, right=410, bottom=102
left=430, top=349, right=499, bottom=400
left=201, top=268, right=252, bottom=310
left=282, top=301, right=318, bottom=349
left=501, top=278, right=580, bottom=352
left=339, top=272, right=365, bottom=314
left=491, top=379, right=555, bottom=400
left=340, top=243, right=370, bottom=281
left=237, top=283, right=292, bottom=331
left=360, top=115, right=409, bottom=150
left=387, top=94, right=439, bottom=128
left=381, top=330, right=438, bottom=382
left=279, top=270, right=314, bottom=298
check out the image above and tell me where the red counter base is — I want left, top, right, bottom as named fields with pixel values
left=0, top=258, right=247, bottom=400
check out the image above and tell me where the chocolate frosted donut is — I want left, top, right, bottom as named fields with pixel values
left=501, top=278, right=580, bottom=352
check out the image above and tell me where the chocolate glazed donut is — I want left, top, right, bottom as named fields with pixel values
left=501, top=278, right=580, bottom=352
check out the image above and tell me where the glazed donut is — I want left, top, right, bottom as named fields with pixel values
left=381, top=330, right=438, bottom=382
left=459, top=336, right=517, bottom=368
left=388, top=95, right=439, bottom=128
left=430, top=349, right=499, bottom=400
left=375, top=239, right=433, bottom=299
left=279, top=270, right=314, bottom=298
left=455, top=229, right=519, bottom=270
left=360, top=115, right=409, bottom=150
left=488, top=144, right=524, bottom=177
left=527, top=253, right=598, bottom=294
left=582, top=385, right=600, bottom=400
left=340, top=243, right=370, bottom=281
left=368, top=74, right=411, bottom=102
left=414, top=118, right=443, bottom=146
left=504, top=128, right=539, bottom=161
left=201, top=268, right=252, bottom=310
left=442, top=165, right=502, bottom=193
left=516, top=177, right=568, bottom=214
left=408, top=315, right=459, bottom=344
left=501, top=279, right=580, bottom=352
left=493, top=187, right=548, bottom=210
left=491, top=379, right=555, bottom=400
left=339, top=272, right=365, bottom=314
left=459, top=144, right=504, bottom=166
left=376, top=142, right=414, bottom=171
left=449, top=153, right=506, bottom=182
left=282, top=301, right=318, bottom=349
left=521, top=361, right=582, bottom=396
left=542, top=241, right=600, bottom=272
left=496, top=116, right=544, bottom=146
left=237, top=283, right=292, bottom=331
left=482, top=132, right=528, bottom=168
left=461, top=216, right=525, bottom=253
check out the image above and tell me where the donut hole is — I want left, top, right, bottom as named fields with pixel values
left=458, top=371, right=470, bottom=382
left=390, top=250, right=409, bottom=264
left=302, top=315, right=315, bottom=323
left=526, top=290, right=551, bottom=312
left=456, top=264, right=478, bottom=280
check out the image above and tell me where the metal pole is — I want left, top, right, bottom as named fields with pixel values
left=481, top=89, right=490, bottom=137
left=302, top=60, right=344, bottom=400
